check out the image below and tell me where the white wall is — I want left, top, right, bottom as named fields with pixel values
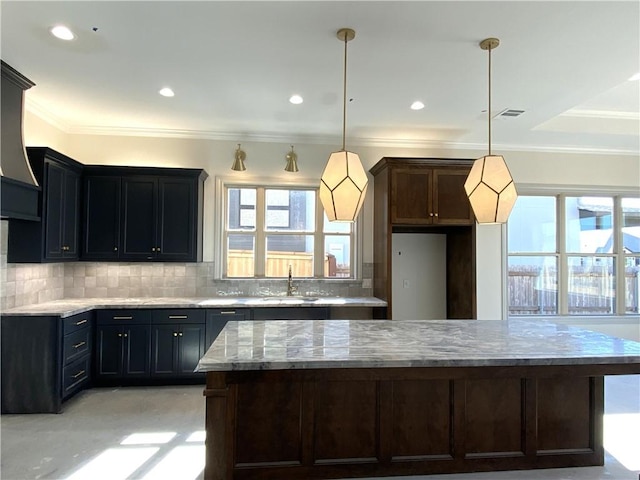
left=23, top=110, right=640, bottom=320
left=391, top=233, right=446, bottom=320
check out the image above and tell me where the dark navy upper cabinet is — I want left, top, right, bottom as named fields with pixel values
left=82, top=175, right=121, bottom=260
left=8, top=147, right=82, bottom=262
left=82, top=166, right=207, bottom=262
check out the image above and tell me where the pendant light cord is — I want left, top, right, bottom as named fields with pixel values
left=342, top=33, right=348, bottom=151
left=488, top=46, right=492, bottom=156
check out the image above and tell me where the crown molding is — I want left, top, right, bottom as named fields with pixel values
left=23, top=106, right=639, bottom=157
left=24, top=97, right=70, bottom=132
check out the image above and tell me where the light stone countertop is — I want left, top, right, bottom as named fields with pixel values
left=1, top=297, right=387, bottom=318
left=196, top=319, right=640, bottom=371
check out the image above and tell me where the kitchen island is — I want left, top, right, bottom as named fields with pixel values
left=196, top=319, right=640, bottom=480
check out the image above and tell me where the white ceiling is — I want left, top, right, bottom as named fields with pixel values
left=2, top=1, right=639, bottom=155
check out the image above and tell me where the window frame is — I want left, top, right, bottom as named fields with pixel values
left=213, top=176, right=362, bottom=280
left=507, top=184, right=640, bottom=317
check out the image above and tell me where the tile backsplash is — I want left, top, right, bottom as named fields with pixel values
left=1, top=221, right=373, bottom=309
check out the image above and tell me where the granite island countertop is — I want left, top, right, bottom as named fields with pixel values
left=196, top=319, right=640, bottom=371
left=1, top=296, right=387, bottom=318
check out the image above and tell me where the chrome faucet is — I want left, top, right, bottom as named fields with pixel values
left=287, top=265, right=298, bottom=296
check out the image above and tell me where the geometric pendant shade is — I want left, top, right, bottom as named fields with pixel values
left=464, top=154, right=517, bottom=223
left=319, top=28, right=369, bottom=222
left=465, top=37, right=517, bottom=224
left=320, top=150, right=368, bottom=222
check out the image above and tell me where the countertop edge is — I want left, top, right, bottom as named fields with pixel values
left=1, top=297, right=388, bottom=318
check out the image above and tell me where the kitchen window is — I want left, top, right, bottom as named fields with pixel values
left=508, top=194, right=640, bottom=316
left=223, top=185, right=356, bottom=278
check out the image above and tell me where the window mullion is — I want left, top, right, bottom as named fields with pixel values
left=558, top=194, right=568, bottom=315
left=614, top=196, right=624, bottom=315
left=314, top=201, right=324, bottom=277
left=255, top=187, right=266, bottom=277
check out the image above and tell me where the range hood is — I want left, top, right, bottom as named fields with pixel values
left=1, top=60, right=40, bottom=221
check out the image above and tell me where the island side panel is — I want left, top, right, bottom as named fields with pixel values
left=204, top=372, right=235, bottom=480
left=204, top=366, right=610, bottom=480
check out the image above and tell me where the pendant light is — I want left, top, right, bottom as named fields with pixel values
left=284, top=145, right=299, bottom=172
left=464, top=38, right=517, bottom=224
left=319, top=28, right=368, bottom=222
left=231, top=144, right=246, bottom=171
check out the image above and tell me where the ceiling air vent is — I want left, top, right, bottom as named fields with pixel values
left=494, top=108, right=525, bottom=119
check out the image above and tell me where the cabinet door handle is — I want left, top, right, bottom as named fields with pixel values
left=75, top=319, right=88, bottom=326
left=173, top=332, right=178, bottom=337
left=168, top=315, right=188, bottom=319
left=117, top=333, right=123, bottom=337
left=113, top=247, right=118, bottom=252
left=220, top=311, right=236, bottom=315
left=72, top=370, right=86, bottom=379
left=178, top=332, right=183, bottom=337
left=434, top=212, right=438, bottom=217
left=151, top=247, right=156, bottom=252
left=429, top=212, right=434, bottom=217
left=73, top=341, right=86, bottom=349
left=113, top=316, right=133, bottom=320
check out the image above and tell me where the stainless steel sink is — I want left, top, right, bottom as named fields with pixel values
left=251, top=296, right=319, bottom=304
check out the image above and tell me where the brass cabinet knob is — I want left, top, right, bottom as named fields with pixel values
left=435, top=213, right=439, bottom=217
left=429, top=213, right=434, bottom=217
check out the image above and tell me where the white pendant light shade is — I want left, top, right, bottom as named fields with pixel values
left=466, top=37, right=517, bottom=224
left=320, top=28, right=368, bottom=222
left=320, top=150, right=368, bottom=222
left=464, top=154, right=517, bottom=223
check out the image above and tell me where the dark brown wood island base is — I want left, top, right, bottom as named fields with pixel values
left=196, top=319, right=640, bottom=480
left=204, top=364, right=636, bottom=480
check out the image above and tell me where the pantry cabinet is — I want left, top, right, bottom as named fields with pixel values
left=390, top=165, right=474, bottom=225
left=370, top=157, right=477, bottom=320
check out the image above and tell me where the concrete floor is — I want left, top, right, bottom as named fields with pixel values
left=1, top=376, right=638, bottom=480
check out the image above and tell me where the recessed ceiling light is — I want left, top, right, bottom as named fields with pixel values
left=50, top=25, right=75, bottom=41
left=289, top=94, right=303, bottom=105
left=629, top=72, right=640, bottom=81
left=410, top=101, right=425, bottom=110
left=159, top=87, right=175, bottom=97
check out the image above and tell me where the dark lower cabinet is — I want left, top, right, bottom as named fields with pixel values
left=151, top=323, right=205, bottom=378
left=1, top=311, right=93, bottom=413
left=151, top=309, right=205, bottom=378
left=205, top=308, right=250, bottom=349
left=252, top=307, right=330, bottom=320
left=95, top=309, right=151, bottom=382
left=96, top=324, right=151, bottom=378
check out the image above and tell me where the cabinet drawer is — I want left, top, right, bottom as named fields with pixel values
left=63, top=312, right=92, bottom=335
left=63, top=328, right=91, bottom=365
left=62, top=355, right=90, bottom=397
left=152, top=309, right=205, bottom=324
left=97, top=309, right=151, bottom=325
